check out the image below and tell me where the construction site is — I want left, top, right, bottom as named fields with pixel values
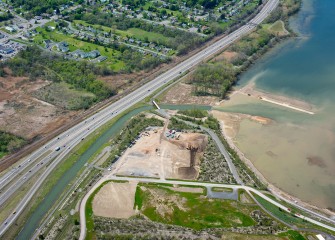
left=112, top=123, right=208, bottom=180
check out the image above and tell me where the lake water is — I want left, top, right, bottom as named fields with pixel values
left=219, top=0, right=335, bottom=209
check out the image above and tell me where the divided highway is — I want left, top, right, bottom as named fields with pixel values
left=0, top=0, right=280, bottom=237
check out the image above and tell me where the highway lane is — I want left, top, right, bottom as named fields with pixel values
left=0, top=0, right=278, bottom=193
left=78, top=175, right=335, bottom=240
left=0, top=0, right=280, bottom=236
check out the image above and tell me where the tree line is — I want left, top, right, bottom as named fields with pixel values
left=3, top=46, right=115, bottom=102
left=68, top=9, right=207, bottom=55
left=10, top=0, right=83, bottom=16
left=0, top=11, right=13, bottom=22
left=189, top=62, right=236, bottom=98
left=0, top=131, right=26, bottom=158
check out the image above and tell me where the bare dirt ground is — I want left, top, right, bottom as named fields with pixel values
left=211, top=51, right=238, bottom=63
left=0, top=72, right=77, bottom=139
left=112, top=127, right=207, bottom=180
left=161, top=82, right=220, bottom=106
left=99, top=72, right=140, bottom=92
left=92, top=181, right=137, bottom=219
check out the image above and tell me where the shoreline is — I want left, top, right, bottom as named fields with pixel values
left=237, top=82, right=315, bottom=115
left=213, top=109, right=334, bottom=218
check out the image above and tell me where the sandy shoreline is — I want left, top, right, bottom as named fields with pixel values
left=237, top=82, right=315, bottom=115
left=212, top=108, right=334, bottom=217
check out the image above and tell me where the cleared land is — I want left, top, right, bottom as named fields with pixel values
left=113, top=127, right=208, bottom=179
left=0, top=70, right=77, bottom=139
left=160, top=82, right=219, bottom=105
left=92, top=181, right=137, bottom=219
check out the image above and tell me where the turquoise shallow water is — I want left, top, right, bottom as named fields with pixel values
left=220, top=0, right=335, bottom=208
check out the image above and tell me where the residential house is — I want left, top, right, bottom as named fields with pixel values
left=0, top=45, right=14, bottom=54
left=87, top=50, right=100, bottom=58
left=5, top=26, right=15, bottom=33
left=57, top=41, right=69, bottom=52
left=44, top=39, right=52, bottom=48
left=72, top=49, right=87, bottom=58
left=95, top=56, right=107, bottom=62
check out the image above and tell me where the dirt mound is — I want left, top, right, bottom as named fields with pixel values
left=113, top=129, right=208, bottom=180
left=178, top=167, right=198, bottom=179
left=169, top=133, right=207, bottom=152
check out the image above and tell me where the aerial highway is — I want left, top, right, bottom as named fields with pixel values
left=0, top=0, right=281, bottom=236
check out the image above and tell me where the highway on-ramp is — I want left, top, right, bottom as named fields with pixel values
left=0, top=0, right=280, bottom=237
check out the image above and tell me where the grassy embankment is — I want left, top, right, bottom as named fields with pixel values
left=1, top=103, right=149, bottom=239
left=134, top=183, right=256, bottom=230
left=85, top=180, right=112, bottom=240
left=254, top=194, right=335, bottom=236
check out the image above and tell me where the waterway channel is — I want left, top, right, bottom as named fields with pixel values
left=17, top=104, right=211, bottom=239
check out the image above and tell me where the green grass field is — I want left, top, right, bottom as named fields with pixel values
left=73, top=20, right=170, bottom=46
left=126, top=28, right=170, bottom=43
left=253, top=194, right=310, bottom=227
left=73, top=20, right=125, bottom=36
left=135, top=183, right=257, bottom=230
left=262, top=20, right=287, bottom=35
left=278, top=230, right=306, bottom=240
left=34, top=26, right=125, bottom=71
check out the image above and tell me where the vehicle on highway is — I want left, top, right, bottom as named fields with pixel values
left=55, top=147, right=61, bottom=151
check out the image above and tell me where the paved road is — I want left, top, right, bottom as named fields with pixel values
left=0, top=0, right=281, bottom=236
left=78, top=175, right=335, bottom=240
left=200, top=126, right=243, bottom=184
left=173, top=116, right=243, bottom=185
